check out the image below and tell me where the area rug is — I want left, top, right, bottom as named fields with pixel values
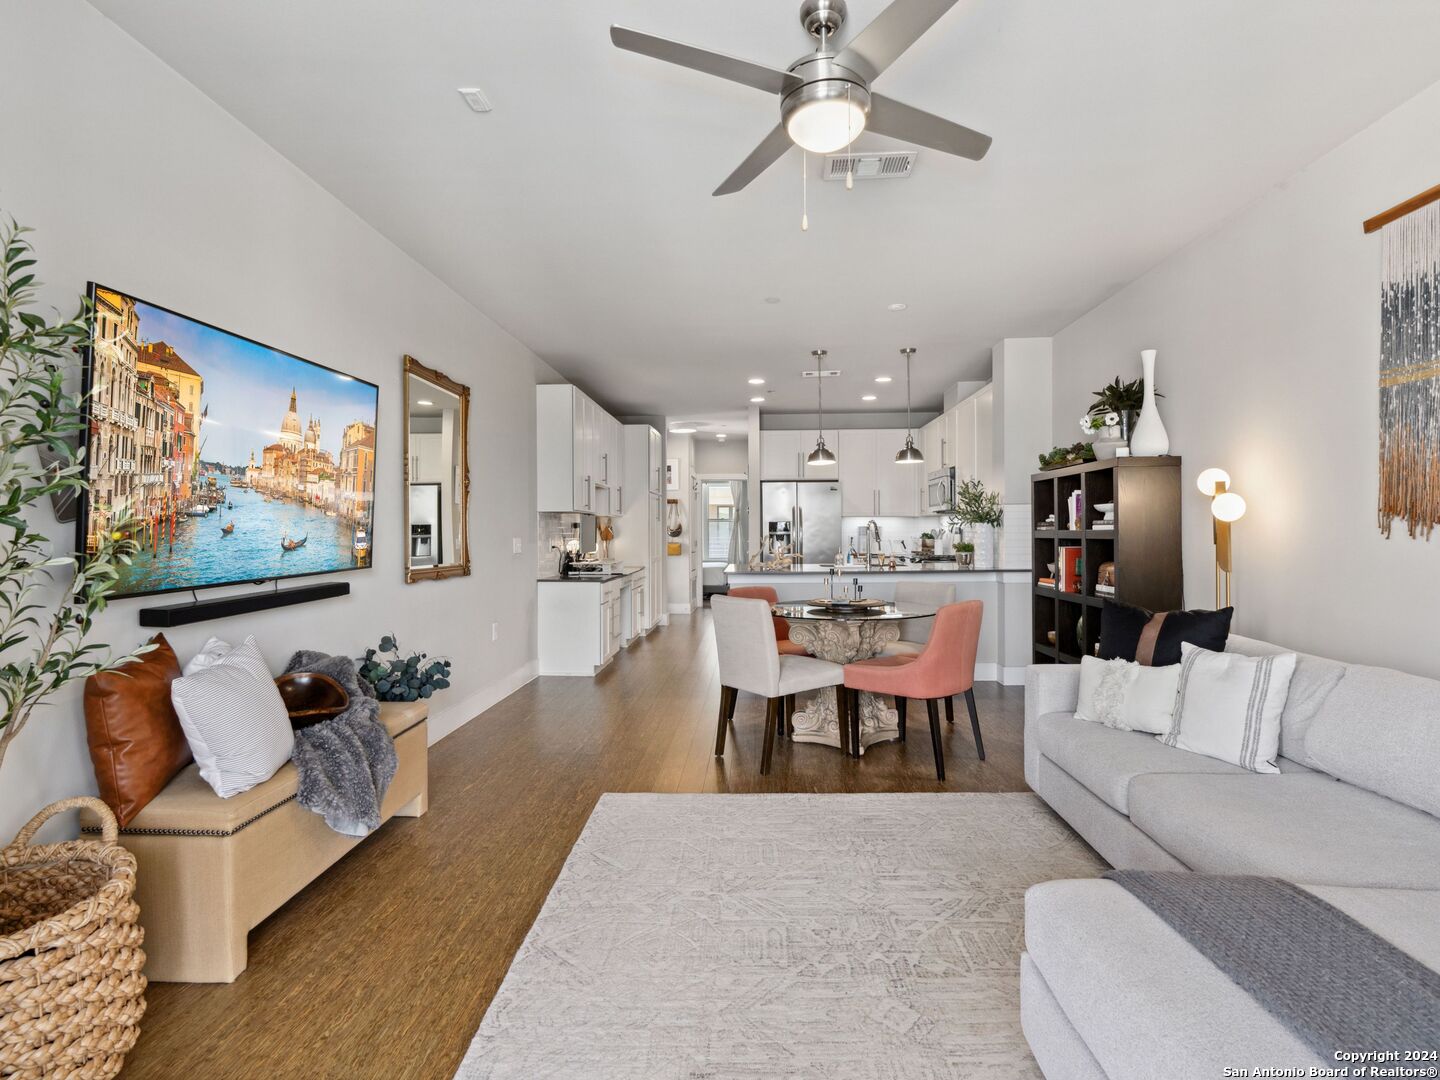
left=456, top=792, right=1104, bottom=1080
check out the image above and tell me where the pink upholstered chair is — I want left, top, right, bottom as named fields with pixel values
left=842, top=600, right=985, bottom=780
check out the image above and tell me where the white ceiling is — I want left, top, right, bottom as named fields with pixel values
left=90, top=0, right=1440, bottom=416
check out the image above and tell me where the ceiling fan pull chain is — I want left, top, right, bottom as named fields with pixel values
left=846, top=84, right=855, bottom=190
left=801, top=149, right=809, bottom=232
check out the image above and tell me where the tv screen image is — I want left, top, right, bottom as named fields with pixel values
left=81, top=285, right=380, bottom=598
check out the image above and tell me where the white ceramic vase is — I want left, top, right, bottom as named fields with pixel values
left=1128, top=348, right=1170, bottom=457
left=967, top=523, right=996, bottom=570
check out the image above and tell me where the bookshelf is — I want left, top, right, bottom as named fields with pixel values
left=1031, top=456, right=1183, bottom=664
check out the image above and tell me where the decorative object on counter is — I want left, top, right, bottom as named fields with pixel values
left=945, top=477, right=1003, bottom=570
left=0, top=220, right=149, bottom=776
left=1375, top=198, right=1440, bottom=539
left=275, top=671, right=351, bottom=729
left=804, top=348, right=837, bottom=466
left=0, top=797, right=147, bottom=1080
left=284, top=649, right=399, bottom=836
left=1038, top=442, right=1096, bottom=470
left=358, top=635, right=452, bottom=703
left=1128, top=349, right=1171, bottom=456
left=919, top=531, right=936, bottom=554
left=894, top=347, right=925, bottom=464
left=597, top=517, right=615, bottom=560
left=954, top=541, right=974, bottom=568
left=1197, top=467, right=1247, bottom=607
left=665, top=497, right=683, bottom=536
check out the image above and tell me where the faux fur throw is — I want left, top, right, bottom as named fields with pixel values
left=284, top=650, right=398, bottom=837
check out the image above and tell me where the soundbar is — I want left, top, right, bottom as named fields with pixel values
left=138, top=581, right=350, bottom=627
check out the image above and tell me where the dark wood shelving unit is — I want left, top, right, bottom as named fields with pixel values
left=1031, top=456, right=1183, bottom=664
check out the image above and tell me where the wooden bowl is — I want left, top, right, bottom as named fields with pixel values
left=274, top=672, right=350, bottom=729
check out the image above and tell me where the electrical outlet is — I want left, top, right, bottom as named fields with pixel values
left=512, top=537, right=522, bottom=555
left=491, top=622, right=499, bottom=642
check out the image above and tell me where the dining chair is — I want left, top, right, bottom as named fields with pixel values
left=879, top=582, right=957, bottom=657
left=842, top=600, right=985, bottom=781
left=728, top=586, right=809, bottom=655
left=711, top=595, right=848, bottom=773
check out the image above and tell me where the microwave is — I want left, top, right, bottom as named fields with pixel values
left=926, top=467, right=955, bottom=512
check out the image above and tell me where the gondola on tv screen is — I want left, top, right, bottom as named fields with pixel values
left=79, top=284, right=379, bottom=599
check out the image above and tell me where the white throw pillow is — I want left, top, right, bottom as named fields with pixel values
left=1159, top=643, right=1297, bottom=774
left=1075, top=656, right=1180, bottom=734
left=183, top=636, right=234, bottom=676
left=171, top=635, right=294, bottom=798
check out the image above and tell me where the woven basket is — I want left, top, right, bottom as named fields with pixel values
left=0, top=797, right=147, bottom=1080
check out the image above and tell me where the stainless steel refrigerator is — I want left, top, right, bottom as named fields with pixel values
left=761, top=481, right=842, bottom=563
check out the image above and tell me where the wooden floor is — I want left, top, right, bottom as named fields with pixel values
left=123, top=610, right=1030, bottom=1079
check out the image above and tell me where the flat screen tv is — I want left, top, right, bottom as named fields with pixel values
left=79, top=284, right=379, bottom=599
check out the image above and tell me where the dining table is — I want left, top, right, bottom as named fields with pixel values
left=773, top=600, right=938, bottom=755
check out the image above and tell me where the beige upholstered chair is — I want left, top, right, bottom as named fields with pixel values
left=880, top=582, right=957, bottom=657
left=711, top=594, right=846, bottom=772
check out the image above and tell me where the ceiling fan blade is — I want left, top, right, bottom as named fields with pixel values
left=611, top=26, right=801, bottom=96
left=835, top=0, right=960, bottom=83
left=867, top=94, right=992, bottom=160
left=713, top=125, right=793, bottom=196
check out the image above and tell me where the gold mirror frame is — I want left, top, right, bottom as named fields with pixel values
left=403, top=354, right=471, bottom=583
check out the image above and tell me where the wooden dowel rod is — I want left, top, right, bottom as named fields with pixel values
left=1363, top=181, right=1440, bottom=234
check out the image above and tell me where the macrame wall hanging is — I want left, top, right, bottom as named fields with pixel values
left=1377, top=198, right=1440, bottom=539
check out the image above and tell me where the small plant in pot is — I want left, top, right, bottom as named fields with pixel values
left=954, top=541, right=975, bottom=568
left=1088, top=375, right=1161, bottom=442
left=946, top=479, right=1003, bottom=569
left=358, top=635, right=452, bottom=702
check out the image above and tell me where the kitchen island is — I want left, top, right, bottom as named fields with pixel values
left=724, top=562, right=1031, bottom=685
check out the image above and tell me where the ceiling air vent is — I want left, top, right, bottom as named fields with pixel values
left=802, top=369, right=842, bottom=378
left=824, top=151, right=917, bottom=182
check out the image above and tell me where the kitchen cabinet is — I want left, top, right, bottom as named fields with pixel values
left=760, top=429, right=839, bottom=479
left=972, top=384, right=996, bottom=490
left=408, top=431, right=443, bottom=483
left=952, top=397, right=976, bottom=481
left=877, top=442, right=923, bottom=516
left=647, top=426, right=663, bottom=495
left=614, top=425, right=667, bottom=633
left=538, top=572, right=640, bottom=675
left=536, top=384, right=625, bottom=514
left=837, top=429, right=877, bottom=515
left=921, top=417, right=942, bottom=469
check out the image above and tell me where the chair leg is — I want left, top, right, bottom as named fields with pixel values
left=785, top=694, right=796, bottom=740
left=965, top=688, right=986, bottom=761
left=945, top=696, right=955, bottom=725
left=850, top=689, right=863, bottom=757
left=761, top=697, right=780, bottom=775
left=726, top=684, right=738, bottom=721
left=926, top=698, right=946, bottom=781
left=895, top=696, right=907, bottom=742
left=715, top=686, right=733, bottom=757
left=835, top=687, right=850, bottom=756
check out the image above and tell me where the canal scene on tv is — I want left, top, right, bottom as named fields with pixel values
left=84, top=287, right=378, bottom=596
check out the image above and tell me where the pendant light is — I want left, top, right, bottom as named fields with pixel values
left=895, top=347, right=924, bottom=464
left=806, top=349, right=836, bottom=466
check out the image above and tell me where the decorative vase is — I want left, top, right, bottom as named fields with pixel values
left=1128, top=349, right=1170, bottom=457
left=956, top=550, right=974, bottom=568
left=968, top=523, right=996, bottom=570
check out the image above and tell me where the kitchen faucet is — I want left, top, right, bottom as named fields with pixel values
left=865, top=519, right=882, bottom=563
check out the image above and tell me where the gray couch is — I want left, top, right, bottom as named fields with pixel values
left=1020, top=635, right=1440, bottom=1079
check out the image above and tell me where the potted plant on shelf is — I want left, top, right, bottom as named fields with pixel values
left=954, top=540, right=975, bottom=568
left=1088, top=375, right=1161, bottom=448
left=946, top=478, right=1004, bottom=570
left=0, top=218, right=149, bottom=1079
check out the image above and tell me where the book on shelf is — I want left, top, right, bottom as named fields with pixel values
left=1037, top=577, right=1056, bottom=588
left=1095, top=583, right=1116, bottom=596
left=1067, top=490, right=1084, bottom=531
left=1091, top=522, right=1114, bottom=530
left=1059, top=546, right=1083, bottom=593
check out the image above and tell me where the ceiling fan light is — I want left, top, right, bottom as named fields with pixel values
left=786, top=97, right=867, bottom=154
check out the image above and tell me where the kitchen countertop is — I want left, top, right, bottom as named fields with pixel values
left=725, top=562, right=1028, bottom=575
left=537, top=566, right=645, bottom=584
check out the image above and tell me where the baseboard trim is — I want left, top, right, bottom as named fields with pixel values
left=667, top=603, right=695, bottom=616
left=975, top=663, right=1027, bottom=687
left=427, top=660, right=538, bottom=744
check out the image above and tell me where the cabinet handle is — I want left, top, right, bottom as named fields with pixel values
left=602, top=452, right=608, bottom=483
left=584, top=476, right=591, bottom=510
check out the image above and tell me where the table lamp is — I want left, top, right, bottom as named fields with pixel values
left=1197, top=468, right=1246, bottom=608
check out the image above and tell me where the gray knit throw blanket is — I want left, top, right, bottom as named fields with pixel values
left=1106, top=870, right=1440, bottom=1059
left=284, top=650, right=398, bottom=837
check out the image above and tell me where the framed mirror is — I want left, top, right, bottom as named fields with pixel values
left=403, top=355, right=471, bottom=582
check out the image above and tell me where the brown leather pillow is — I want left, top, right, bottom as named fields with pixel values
left=84, top=634, right=192, bottom=826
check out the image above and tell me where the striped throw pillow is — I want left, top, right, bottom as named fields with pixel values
left=171, top=635, right=294, bottom=798
left=1159, top=643, right=1297, bottom=774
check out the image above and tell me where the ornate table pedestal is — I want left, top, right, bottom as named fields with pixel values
left=785, top=620, right=902, bottom=754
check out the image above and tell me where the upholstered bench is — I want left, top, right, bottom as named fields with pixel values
left=83, top=701, right=428, bottom=983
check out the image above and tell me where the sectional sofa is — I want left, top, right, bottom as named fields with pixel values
left=1020, top=635, right=1440, bottom=1079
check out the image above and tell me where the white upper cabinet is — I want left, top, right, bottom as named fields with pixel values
left=760, top=430, right=805, bottom=479
left=537, top=384, right=625, bottom=514
left=877, top=432, right=923, bottom=516
left=921, top=417, right=942, bottom=468
left=648, top=426, right=663, bottom=495
left=951, top=397, right=977, bottom=482
left=803, top=428, right=839, bottom=478
left=837, top=429, right=877, bottom=515
left=972, top=384, right=996, bottom=491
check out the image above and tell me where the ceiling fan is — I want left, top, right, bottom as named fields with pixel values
left=611, top=0, right=991, bottom=196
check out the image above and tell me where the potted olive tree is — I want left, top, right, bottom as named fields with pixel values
left=0, top=218, right=149, bottom=1078
left=947, top=478, right=1003, bottom=570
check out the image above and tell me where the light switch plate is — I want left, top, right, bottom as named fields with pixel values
left=512, top=537, right=523, bottom=555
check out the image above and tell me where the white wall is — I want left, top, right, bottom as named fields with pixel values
left=0, top=0, right=558, bottom=837
left=692, top=437, right=748, bottom=476
left=1052, top=80, right=1440, bottom=676
left=664, top=434, right=696, bottom=612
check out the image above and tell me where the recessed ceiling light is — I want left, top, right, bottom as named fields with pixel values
left=457, top=87, right=493, bottom=113
left=862, top=394, right=877, bottom=401
left=670, top=426, right=696, bottom=434
left=875, top=376, right=893, bottom=383
left=716, top=433, right=727, bottom=440
left=888, top=303, right=908, bottom=311
left=748, top=377, right=765, bottom=385
left=750, top=396, right=766, bottom=403
left=763, top=297, right=781, bottom=305
left=416, top=399, right=434, bottom=406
